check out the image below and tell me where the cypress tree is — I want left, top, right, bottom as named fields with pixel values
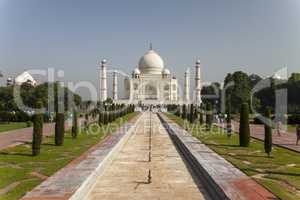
left=206, top=103, right=213, bottom=131
left=194, top=106, right=198, bottom=122
left=182, top=104, right=187, bottom=119
left=199, top=111, right=204, bottom=125
left=226, top=103, right=232, bottom=137
left=264, top=107, right=272, bottom=157
left=32, top=101, right=44, bottom=156
left=108, top=111, right=113, bottom=123
left=189, top=104, right=194, bottom=123
left=239, top=103, right=250, bottom=147
left=71, top=109, right=78, bottom=139
left=104, top=112, right=108, bottom=125
left=55, top=113, right=65, bottom=146
left=98, top=111, right=102, bottom=126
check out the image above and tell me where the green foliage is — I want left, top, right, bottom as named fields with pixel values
left=71, top=109, right=78, bottom=139
left=98, top=111, right=104, bottom=126
left=226, top=103, right=232, bottom=136
left=32, top=101, right=44, bottom=156
left=289, top=73, right=300, bottom=82
left=189, top=104, right=194, bottom=123
left=26, top=121, right=32, bottom=127
left=0, top=82, right=82, bottom=115
left=181, top=104, right=187, bottom=119
left=206, top=103, right=213, bottom=131
left=103, top=112, right=108, bottom=125
left=201, top=82, right=221, bottom=110
left=55, top=113, right=65, bottom=146
left=264, top=108, right=272, bottom=156
left=199, top=110, right=204, bottom=125
left=224, top=71, right=251, bottom=113
left=239, top=103, right=250, bottom=147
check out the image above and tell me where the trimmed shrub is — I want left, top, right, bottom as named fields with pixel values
left=206, top=103, right=213, bottom=131
left=189, top=104, right=194, bottom=123
left=264, top=107, right=272, bottom=156
left=239, top=103, right=250, bottom=147
left=55, top=113, right=65, bottom=146
left=98, top=112, right=103, bottom=126
left=71, top=109, right=78, bottom=139
left=32, top=101, right=44, bottom=156
left=199, top=111, right=204, bottom=124
left=182, top=104, right=187, bottom=119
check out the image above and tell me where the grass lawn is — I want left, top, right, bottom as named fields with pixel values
left=0, top=123, right=29, bottom=133
left=166, top=113, right=300, bottom=200
left=288, top=125, right=296, bottom=133
left=0, top=112, right=138, bottom=200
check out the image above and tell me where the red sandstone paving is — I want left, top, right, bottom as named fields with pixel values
left=0, top=119, right=85, bottom=150
left=220, top=121, right=300, bottom=153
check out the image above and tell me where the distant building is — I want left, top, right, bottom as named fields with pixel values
left=99, top=46, right=202, bottom=105
left=14, top=71, right=37, bottom=86
left=6, top=77, right=13, bottom=86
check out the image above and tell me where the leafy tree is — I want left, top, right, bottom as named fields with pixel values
left=224, top=71, right=251, bottom=113
left=289, top=73, right=300, bottom=82
left=264, top=107, right=272, bottom=157
left=201, top=82, right=221, bottom=111
left=239, top=103, right=250, bottom=147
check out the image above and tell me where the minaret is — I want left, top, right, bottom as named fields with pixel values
left=195, top=60, right=201, bottom=105
left=112, top=70, right=118, bottom=101
left=100, top=59, right=107, bottom=102
left=184, top=69, right=190, bottom=103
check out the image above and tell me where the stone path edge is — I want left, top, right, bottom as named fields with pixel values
left=21, top=113, right=143, bottom=200
left=158, top=113, right=278, bottom=200
left=71, top=113, right=144, bottom=200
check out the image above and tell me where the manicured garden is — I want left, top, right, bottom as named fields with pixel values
left=0, top=112, right=137, bottom=200
left=166, top=113, right=300, bottom=200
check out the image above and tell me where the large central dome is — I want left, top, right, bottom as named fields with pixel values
left=138, top=50, right=164, bottom=74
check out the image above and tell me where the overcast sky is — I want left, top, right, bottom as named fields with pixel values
left=0, top=0, right=299, bottom=99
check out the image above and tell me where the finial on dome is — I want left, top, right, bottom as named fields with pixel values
left=149, top=42, right=153, bottom=50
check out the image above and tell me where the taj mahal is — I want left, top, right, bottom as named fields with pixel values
left=99, top=46, right=202, bottom=105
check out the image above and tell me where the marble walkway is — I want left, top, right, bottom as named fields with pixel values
left=86, top=112, right=210, bottom=200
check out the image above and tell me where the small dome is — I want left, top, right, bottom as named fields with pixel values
left=163, top=68, right=170, bottom=75
left=101, top=59, right=107, bottom=64
left=196, top=59, right=201, bottom=65
left=138, top=50, right=164, bottom=74
left=133, top=68, right=141, bottom=74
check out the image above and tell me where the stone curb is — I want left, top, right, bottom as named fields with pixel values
left=157, top=113, right=278, bottom=200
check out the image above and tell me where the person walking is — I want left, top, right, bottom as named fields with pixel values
left=296, top=124, right=300, bottom=145
left=276, top=121, right=283, bottom=136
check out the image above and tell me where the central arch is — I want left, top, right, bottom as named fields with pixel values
left=144, top=83, right=158, bottom=100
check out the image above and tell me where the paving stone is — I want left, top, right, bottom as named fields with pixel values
left=160, top=113, right=278, bottom=200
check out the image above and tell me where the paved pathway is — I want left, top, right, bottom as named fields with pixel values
left=221, top=121, right=300, bottom=153
left=162, top=114, right=277, bottom=200
left=0, top=118, right=85, bottom=150
left=87, top=112, right=210, bottom=200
